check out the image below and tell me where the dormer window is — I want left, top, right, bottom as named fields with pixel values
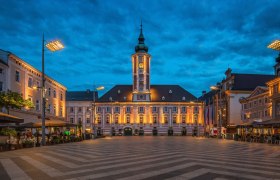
left=162, top=96, right=165, bottom=100
left=169, top=90, right=172, bottom=94
left=182, top=96, right=186, bottom=101
left=109, top=97, right=112, bottom=101
left=124, top=96, right=127, bottom=101
left=118, top=90, right=121, bottom=94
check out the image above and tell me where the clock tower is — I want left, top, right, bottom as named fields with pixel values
left=132, top=23, right=151, bottom=102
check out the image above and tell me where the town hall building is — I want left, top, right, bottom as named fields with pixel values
left=66, top=24, right=204, bottom=136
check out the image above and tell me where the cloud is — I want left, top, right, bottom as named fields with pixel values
left=1, top=0, right=280, bottom=97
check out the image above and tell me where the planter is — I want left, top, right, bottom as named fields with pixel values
left=23, top=143, right=34, bottom=148
left=0, top=135, right=9, bottom=144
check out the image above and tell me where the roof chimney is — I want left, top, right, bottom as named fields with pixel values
left=202, top=91, right=206, bottom=96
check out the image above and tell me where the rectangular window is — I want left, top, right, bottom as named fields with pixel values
left=70, top=107, right=74, bottom=113
left=181, top=107, right=186, bottom=113
left=28, top=77, right=33, bottom=88
left=115, top=116, right=119, bottom=124
left=106, top=107, right=111, bottom=112
left=273, top=84, right=278, bottom=94
left=172, top=107, right=177, bottom=112
left=115, top=107, right=120, bottom=113
left=194, top=107, right=199, bottom=113
left=265, top=98, right=268, bottom=103
left=86, top=107, right=90, bottom=112
left=152, top=107, right=157, bottom=113
left=36, top=100, right=40, bottom=111
left=97, top=107, right=101, bottom=112
left=164, top=116, right=168, bottom=124
left=139, top=107, right=144, bottom=113
left=86, top=118, right=90, bottom=124
left=53, top=90, right=56, bottom=98
left=36, top=81, right=40, bottom=91
left=15, top=71, right=20, bottom=82
left=106, top=116, right=110, bottom=124
left=126, top=116, right=130, bottom=123
left=153, top=116, right=157, bottom=124
left=60, top=106, right=63, bottom=116
left=182, top=116, right=186, bottom=123
left=97, top=117, right=101, bottom=124
left=173, top=116, right=177, bottom=124
left=48, top=104, right=51, bottom=113
left=70, top=118, right=74, bottom=124
left=53, top=105, right=56, bottom=115
left=78, top=118, right=82, bottom=123
left=60, top=93, right=63, bottom=101
left=164, top=107, right=168, bottom=113
left=0, top=81, right=3, bottom=91
left=139, top=116, right=143, bottom=124
left=126, top=107, right=131, bottom=113
left=48, top=88, right=51, bottom=96
left=78, top=107, right=82, bottom=112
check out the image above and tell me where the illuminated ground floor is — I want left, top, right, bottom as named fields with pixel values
left=94, top=124, right=204, bottom=136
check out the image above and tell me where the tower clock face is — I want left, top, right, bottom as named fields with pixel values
left=139, top=63, right=144, bottom=68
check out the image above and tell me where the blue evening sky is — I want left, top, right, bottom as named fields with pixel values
left=1, top=0, right=280, bottom=97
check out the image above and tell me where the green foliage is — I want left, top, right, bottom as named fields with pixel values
left=0, top=128, right=17, bottom=137
left=0, top=91, right=34, bottom=114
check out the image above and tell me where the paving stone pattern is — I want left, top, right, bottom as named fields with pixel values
left=0, top=136, right=280, bottom=180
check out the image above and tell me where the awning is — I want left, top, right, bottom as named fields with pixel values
left=21, top=119, right=77, bottom=128
left=256, top=119, right=280, bottom=126
left=0, top=112, right=24, bottom=123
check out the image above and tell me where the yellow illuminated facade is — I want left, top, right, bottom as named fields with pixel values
left=0, top=49, right=67, bottom=123
left=92, top=24, right=204, bottom=136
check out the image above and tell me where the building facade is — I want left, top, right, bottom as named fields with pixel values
left=67, top=25, right=204, bottom=136
left=239, top=86, right=272, bottom=124
left=208, top=68, right=274, bottom=134
left=267, top=54, right=280, bottom=121
left=0, top=49, right=67, bottom=123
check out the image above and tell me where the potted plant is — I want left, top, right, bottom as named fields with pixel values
left=22, top=139, right=34, bottom=148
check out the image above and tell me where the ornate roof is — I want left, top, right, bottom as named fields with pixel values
left=98, top=85, right=197, bottom=102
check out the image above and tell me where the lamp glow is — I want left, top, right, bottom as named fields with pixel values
left=46, top=40, right=64, bottom=52
left=268, top=40, right=280, bottom=51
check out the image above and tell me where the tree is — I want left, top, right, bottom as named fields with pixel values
left=0, top=91, right=34, bottom=114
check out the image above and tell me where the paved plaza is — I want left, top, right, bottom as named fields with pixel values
left=0, top=137, right=280, bottom=180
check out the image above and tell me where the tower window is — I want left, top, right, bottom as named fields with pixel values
left=169, top=90, right=172, bottom=94
left=162, top=96, right=165, bottom=101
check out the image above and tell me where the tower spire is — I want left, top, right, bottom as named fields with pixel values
left=135, top=20, right=148, bottom=53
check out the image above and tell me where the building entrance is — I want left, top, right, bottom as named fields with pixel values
left=124, top=127, right=133, bottom=136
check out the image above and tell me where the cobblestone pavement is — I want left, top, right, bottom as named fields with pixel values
left=0, top=136, right=280, bottom=180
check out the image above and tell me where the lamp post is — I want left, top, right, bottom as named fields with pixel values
left=210, top=84, right=223, bottom=138
left=92, top=85, right=104, bottom=139
left=41, top=34, right=64, bottom=146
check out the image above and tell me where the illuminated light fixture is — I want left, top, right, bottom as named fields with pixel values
left=210, top=86, right=219, bottom=90
left=268, top=40, right=280, bottom=51
left=96, top=86, right=105, bottom=91
left=46, top=40, right=64, bottom=52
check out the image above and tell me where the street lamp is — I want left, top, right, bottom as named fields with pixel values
left=210, top=84, right=223, bottom=138
left=41, top=34, right=64, bottom=146
left=268, top=40, right=280, bottom=50
left=92, top=85, right=104, bottom=139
